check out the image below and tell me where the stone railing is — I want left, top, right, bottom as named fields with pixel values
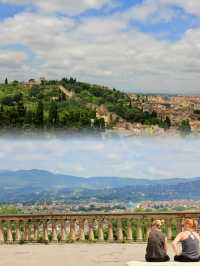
left=0, top=211, right=199, bottom=244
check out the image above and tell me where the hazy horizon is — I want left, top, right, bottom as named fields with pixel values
left=0, top=168, right=199, bottom=181
left=0, top=135, right=200, bottom=180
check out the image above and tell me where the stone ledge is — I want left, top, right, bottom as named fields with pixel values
left=126, top=262, right=200, bottom=266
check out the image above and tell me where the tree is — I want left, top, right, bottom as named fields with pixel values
left=69, top=77, right=76, bottom=84
left=1, top=96, right=15, bottom=106
left=60, top=111, right=70, bottom=128
left=0, top=105, right=5, bottom=127
left=163, top=116, right=171, bottom=130
left=48, top=101, right=59, bottom=127
left=35, top=101, right=44, bottom=128
left=129, top=99, right=132, bottom=108
left=14, top=93, right=23, bottom=103
left=94, top=118, right=105, bottom=130
left=17, top=100, right=26, bottom=126
left=179, top=119, right=191, bottom=135
left=24, top=110, right=35, bottom=129
left=29, top=85, right=41, bottom=98
left=7, top=107, right=19, bottom=128
left=151, top=110, right=157, bottom=118
left=5, top=78, right=8, bottom=85
left=59, top=91, right=66, bottom=102
left=12, top=80, right=19, bottom=86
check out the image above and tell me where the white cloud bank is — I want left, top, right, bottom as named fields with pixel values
left=126, top=0, right=200, bottom=22
left=0, top=0, right=200, bottom=93
left=0, top=0, right=112, bottom=14
left=0, top=136, right=200, bottom=179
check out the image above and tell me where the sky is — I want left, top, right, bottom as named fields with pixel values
left=0, top=135, right=200, bottom=179
left=1, top=0, right=200, bottom=94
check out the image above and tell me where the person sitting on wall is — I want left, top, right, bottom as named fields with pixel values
left=172, top=219, right=200, bottom=262
left=145, top=220, right=170, bottom=262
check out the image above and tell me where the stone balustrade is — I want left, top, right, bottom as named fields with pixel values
left=0, top=211, right=199, bottom=244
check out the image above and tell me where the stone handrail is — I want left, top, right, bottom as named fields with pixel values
left=0, top=211, right=199, bottom=244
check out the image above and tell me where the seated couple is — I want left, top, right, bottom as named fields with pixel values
left=145, top=219, right=200, bottom=262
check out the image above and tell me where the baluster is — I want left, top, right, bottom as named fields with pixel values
left=146, top=227, right=151, bottom=241
left=65, top=221, right=70, bottom=241
left=117, top=220, right=123, bottom=241
left=176, top=218, right=183, bottom=234
left=0, top=222, right=4, bottom=244
left=43, top=221, right=49, bottom=243
left=79, top=220, right=85, bottom=241
left=33, top=222, right=39, bottom=242
left=15, top=221, right=21, bottom=243
left=98, top=220, right=104, bottom=241
left=167, top=220, right=173, bottom=240
left=108, top=220, right=114, bottom=242
left=52, top=220, right=58, bottom=243
left=7, top=221, right=13, bottom=243
left=29, top=222, right=33, bottom=242
left=136, top=221, right=143, bottom=242
left=89, top=220, right=94, bottom=241
left=146, top=222, right=151, bottom=241
left=70, top=220, right=76, bottom=241
left=127, top=220, right=133, bottom=241
left=60, top=220, right=66, bottom=243
left=24, top=222, right=30, bottom=242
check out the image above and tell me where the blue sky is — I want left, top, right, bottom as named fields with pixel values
left=0, top=136, right=200, bottom=179
left=1, top=0, right=200, bottom=94
left=0, top=3, right=26, bottom=19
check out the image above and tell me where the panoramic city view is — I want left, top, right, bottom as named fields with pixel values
left=1, top=0, right=200, bottom=265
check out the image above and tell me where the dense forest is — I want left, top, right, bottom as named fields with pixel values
left=0, top=77, right=169, bottom=133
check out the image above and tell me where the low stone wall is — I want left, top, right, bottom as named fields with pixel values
left=0, top=211, right=199, bottom=244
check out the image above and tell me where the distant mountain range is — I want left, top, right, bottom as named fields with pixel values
left=0, top=169, right=200, bottom=202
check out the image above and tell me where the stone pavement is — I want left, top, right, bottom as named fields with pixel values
left=0, top=243, right=178, bottom=266
left=126, top=262, right=200, bottom=266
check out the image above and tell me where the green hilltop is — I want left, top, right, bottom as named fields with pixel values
left=0, top=77, right=163, bottom=132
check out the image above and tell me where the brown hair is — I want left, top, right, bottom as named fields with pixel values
left=184, top=219, right=197, bottom=229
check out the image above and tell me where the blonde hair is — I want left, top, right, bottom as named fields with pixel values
left=152, top=220, right=163, bottom=229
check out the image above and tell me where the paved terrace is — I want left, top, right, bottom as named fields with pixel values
left=0, top=212, right=199, bottom=266
left=0, top=243, right=175, bottom=266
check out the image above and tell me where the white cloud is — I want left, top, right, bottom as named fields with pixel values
left=37, top=0, right=112, bottom=14
left=0, top=50, right=26, bottom=65
left=163, top=0, right=200, bottom=16
left=0, top=49, right=27, bottom=80
left=0, top=0, right=112, bottom=15
left=123, top=0, right=176, bottom=23
left=126, top=0, right=200, bottom=23
left=1, top=1, right=200, bottom=93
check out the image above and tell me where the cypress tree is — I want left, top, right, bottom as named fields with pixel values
left=164, top=116, right=171, bottom=130
left=48, top=101, right=59, bottom=127
left=17, top=100, right=26, bottom=127
left=35, top=100, right=44, bottom=128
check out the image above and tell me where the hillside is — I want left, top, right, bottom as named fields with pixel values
left=0, top=169, right=156, bottom=190
left=0, top=169, right=199, bottom=203
left=0, top=78, right=166, bottom=134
